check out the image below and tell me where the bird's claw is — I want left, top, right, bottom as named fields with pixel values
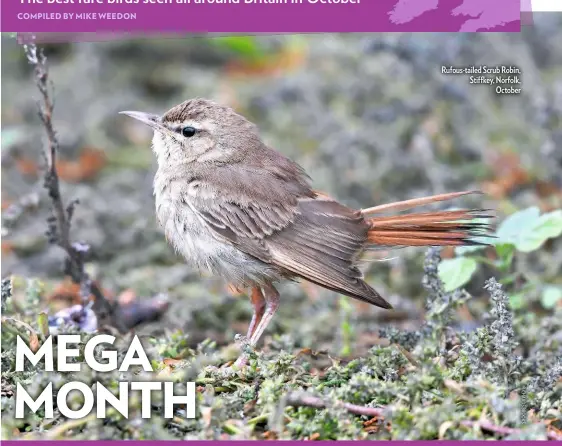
left=233, top=353, right=249, bottom=369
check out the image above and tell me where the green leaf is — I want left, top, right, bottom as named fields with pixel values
left=495, top=243, right=515, bottom=270
left=496, top=243, right=515, bottom=259
left=516, top=210, right=562, bottom=252
left=37, top=312, right=50, bottom=338
left=211, top=36, right=266, bottom=61
left=438, top=257, right=478, bottom=292
left=495, top=207, right=562, bottom=253
left=509, top=292, right=526, bottom=310
left=495, top=207, right=540, bottom=245
left=455, top=242, right=486, bottom=256
left=541, top=286, right=562, bottom=309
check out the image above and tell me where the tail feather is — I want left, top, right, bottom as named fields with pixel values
left=362, top=190, right=482, bottom=215
left=363, top=192, right=494, bottom=248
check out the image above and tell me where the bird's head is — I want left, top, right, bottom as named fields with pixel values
left=120, top=98, right=261, bottom=166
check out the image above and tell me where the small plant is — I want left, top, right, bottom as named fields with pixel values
left=438, top=207, right=562, bottom=310
left=210, top=36, right=268, bottom=63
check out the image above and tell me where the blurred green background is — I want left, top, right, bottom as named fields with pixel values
left=1, top=25, right=561, bottom=355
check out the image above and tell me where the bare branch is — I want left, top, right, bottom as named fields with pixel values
left=285, top=392, right=561, bottom=440
left=285, top=392, right=384, bottom=418
left=23, top=42, right=128, bottom=333
left=461, top=420, right=562, bottom=441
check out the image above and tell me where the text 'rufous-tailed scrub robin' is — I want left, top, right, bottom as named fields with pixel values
left=121, top=98, right=493, bottom=366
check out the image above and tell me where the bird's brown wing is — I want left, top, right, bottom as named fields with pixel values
left=191, top=189, right=294, bottom=263
left=187, top=176, right=391, bottom=309
left=181, top=159, right=311, bottom=261
left=266, top=196, right=392, bottom=308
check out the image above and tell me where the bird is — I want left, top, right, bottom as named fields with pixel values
left=120, top=98, right=493, bottom=367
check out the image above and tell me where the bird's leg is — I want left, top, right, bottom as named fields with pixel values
left=246, top=286, right=266, bottom=339
left=234, top=284, right=279, bottom=369
left=233, top=286, right=267, bottom=369
left=249, top=283, right=280, bottom=346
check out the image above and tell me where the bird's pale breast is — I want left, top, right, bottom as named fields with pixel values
left=153, top=170, right=282, bottom=287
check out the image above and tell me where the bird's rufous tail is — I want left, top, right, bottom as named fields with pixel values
left=362, top=191, right=494, bottom=248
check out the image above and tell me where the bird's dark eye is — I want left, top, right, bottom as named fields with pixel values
left=181, top=126, right=197, bottom=137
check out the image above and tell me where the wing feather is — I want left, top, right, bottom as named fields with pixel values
left=186, top=177, right=391, bottom=309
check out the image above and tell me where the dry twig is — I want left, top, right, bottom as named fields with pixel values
left=461, top=420, right=562, bottom=441
left=285, top=392, right=561, bottom=440
left=22, top=43, right=154, bottom=333
left=285, top=392, right=384, bottom=417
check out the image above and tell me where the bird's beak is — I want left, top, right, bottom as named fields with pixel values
left=119, top=111, right=163, bottom=131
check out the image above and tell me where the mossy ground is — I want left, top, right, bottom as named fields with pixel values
left=1, top=249, right=560, bottom=440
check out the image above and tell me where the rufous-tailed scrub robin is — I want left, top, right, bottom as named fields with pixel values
left=121, top=98, right=493, bottom=367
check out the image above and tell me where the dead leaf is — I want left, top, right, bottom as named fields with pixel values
left=29, top=333, right=40, bottom=353
left=56, top=147, right=106, bottom=182
left=14, top=157, right=40, bottom=177
left=118, top=288, right=136, bottom=305
left=364, top=415, right=385, bottom=433
left=263, top=430, right=278, bottom=440
left=13, top=147, right=106, bottom=182
left=163, top=358, right=183, bottom=367
left=481, top=151, right=531, bottom=199
left=157, top=365, right=174, bottom=378
left=296, top=347, right=313, bottom=357
left=309, top=433, right=321, bottom=440
left=47, top=277, right=113, bottom=312
left=1, top=241, right=14, bottom=255
left=364, top=415, right=384, bottom=427
left=47, top=280, right=82, bottom=305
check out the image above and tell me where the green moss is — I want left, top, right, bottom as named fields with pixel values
left=1, top=249, right=561, bottom=441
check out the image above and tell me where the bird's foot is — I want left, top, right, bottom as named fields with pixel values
left=217, top=366, right=237, bottom=377
left=217, top=333, right=255, bottom=373
left=234, top=333, right=249, bottom=346
left=233, top=333, right=253, bottom=369
left=212, top=355, right=248, bottom=377
left=233, top=353, right=249, bottom=369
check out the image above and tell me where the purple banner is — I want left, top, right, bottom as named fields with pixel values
left=1, top=0, right=521, bottom=33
